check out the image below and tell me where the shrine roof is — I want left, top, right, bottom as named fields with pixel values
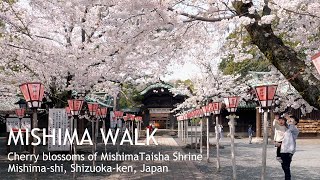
left=139, top=82, right=174, bottom=95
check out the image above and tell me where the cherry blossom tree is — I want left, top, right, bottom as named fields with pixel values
left=167, top=0, right=320, bottom=109
left=0, top=0, right=181, bottom=105
left=1, top=0, right=320, bottom=112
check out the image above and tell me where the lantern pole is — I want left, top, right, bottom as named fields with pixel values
left=181, top=118, right=183, bottom=141
left=103, top=115, right=106, bottom=153
left=225, top=96, right=240, bottom=180
left=183, top=119, right=185, bottom=142
left=182, top=120, right=184, bottom=142
left=200, top=115, right=203, bottom=154
left=15, top=109, right=25, bottom=154
left=215, top=115, right=220, bottom=170
left=184, top=119, right=187, bottom=143
left=95, top=117, right=99, bottom=153
left=19, top=117, right=22, bottom=153
left=177, top=119, right=180, bottom=138
left=72, top=115, right=77, bottom=162
left=31, top=109, right=38, bottom=156
left=206, top=115, right=209, bottom=162
left=180, top=119, right=184, bottom=141
left=180, top=119, right=182, bottom=139
left=261, top=108, right=268, bottom=180
left=131, top=118, right=134, bottom=139
left=227, top=113, right=238, bottom=180
left=202, top=105, right=211, bottom=163
left=195, top=118, right=198, bottom=150
left=191, top=116, right=194, bottom=148
left=67, top=99, right=84, bottom=180
left=184, top=119, right=186, bottom=142
left=254, top=85, right=277, bottom=180
left=212, top=102, right=222, bottom=171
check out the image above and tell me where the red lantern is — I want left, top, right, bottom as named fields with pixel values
left=254, top=85, right=278, bottom=108
left=130, top=114, right=136, bottom=121
left=208, top=103, right=214, bottom=112
left=197, top=109, right=204, bottom=117
left=312, top=52, right=320, bottom=75
left=97, top=107, right=107, bottom=119
left=67, top=99, right=84, bottom=116
left=212, top=102, right=221, bottom=114
left=19, top=82, right=45, bottom=108
left=135, top=116, right=142, bottom=121
left=183, top=114, right=187, bottom=120
left=15, top=108, right=25, bottom=119
left=189, top=111, right=193, bottom=119
left=224, top=96, right=240, bottom=113
left=87, top=103, right=99, bottom=116
left=114, top=111, right=124, bottom=118
left=202, top=105, right=209, bottom=116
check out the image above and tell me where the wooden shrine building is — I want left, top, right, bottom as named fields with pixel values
left=140, top=82, right=186, bottom=129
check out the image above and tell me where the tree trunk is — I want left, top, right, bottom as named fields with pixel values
left=233, top=2, right=320, bottom=109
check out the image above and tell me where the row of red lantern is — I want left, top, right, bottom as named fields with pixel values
left=177, top=84, right=278, bottom=121
left=17, top=82, right=278, bottom=121
left=135, top=116, right=142, bottom=121
left=177, top=97, right=241, bottom=121
left=65, top=100, right=108, bottom=119
left=126, top=113, right=135, bottom=121
left=113, top=112, right=142, bottom=121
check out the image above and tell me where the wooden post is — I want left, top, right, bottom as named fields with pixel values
left=72, top=116, right=77, bottom=180
left=103, top=119, right=106, bottom=153
left=186, top=120, right=188, bottom=143
left=206, top=117, right=210, bottom=162
left=32, top=109, right=38, bottom=156
left=216, top=115, right=221, bottom=171
left=191, top=119, right=194, bottom=148
left=227, top=114, right=237, bottom=180
left=131, top=120, right=134, bottom=139
left=95, top=118, right=99, bottom=152
left=256, top=107, right=262, bottom=137
left=178, top=121, right=180, bottom=138
left=182, top=121, right=184, bottom=141
left=179, top=121, right=181, bottom=139
left=261, top=110, right=268, bottom=180
left=200, top=118, right=203, bottom=154
left=19, top=118, right=22, bottom=153
left=91, top=118, right=95, bottom=167
left=195, top=119, right=198, bottom=150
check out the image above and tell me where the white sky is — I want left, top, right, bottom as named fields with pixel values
left=162, top=62, right=201, bottom=81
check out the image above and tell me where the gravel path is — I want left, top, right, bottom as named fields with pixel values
left=1, top=135, right=319, bottom=180
left=175, top=136, right=320, bottom=180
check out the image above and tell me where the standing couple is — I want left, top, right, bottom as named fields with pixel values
left=273, top=114, right=300, bottom=180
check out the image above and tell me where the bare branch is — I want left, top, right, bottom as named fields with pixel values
left=34, top=35, right=64, bottom=45
left=168, top=7, right=236, bottom=23
left=270, top=2, right=320, bottom=19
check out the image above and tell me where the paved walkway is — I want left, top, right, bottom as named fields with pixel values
left=176, top=136, right=320, bottom=180
left=1, top=136, right=320, bottom=179
left=106, top=136, right=203, bottom=180
left=0, top=136, right=203, bottom=180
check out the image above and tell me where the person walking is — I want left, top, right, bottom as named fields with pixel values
left=248, top=125, right=254, bottom=144
left=279, top=115, right=299, bottom=180
left=273, top=115, right=287, bottom=162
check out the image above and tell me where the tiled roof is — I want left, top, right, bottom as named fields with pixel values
left=140, top=82, right=174, bottom=95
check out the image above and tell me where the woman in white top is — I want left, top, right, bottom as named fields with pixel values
left=273, top=115, right=287, bottom=162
